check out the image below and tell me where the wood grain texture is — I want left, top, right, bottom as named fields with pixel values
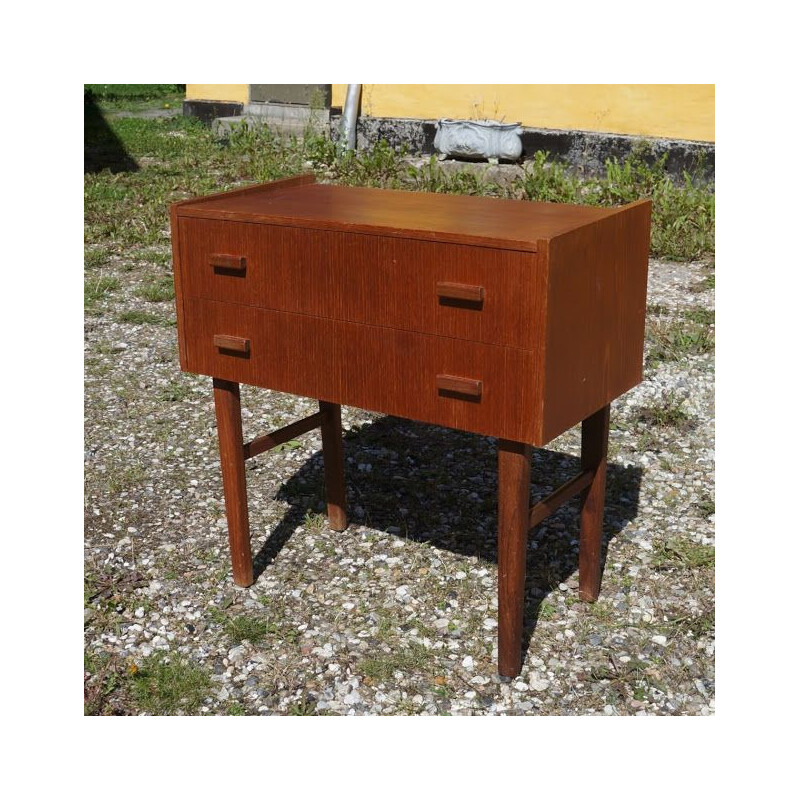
left=212, top=379, right=253, bottom=587
left=176, top=182, right=624, bottom=252
left=177, top=218, right=543, bottom=350
left=171, top=173, right=316, bottom=212
left=210, top=253, right=246, bottom=273
left=436, top=374, right=483, bottom=398
left=169, top=204, right=189, bottom=370
left=242, top=411, right=326, bottom=460
left=497, top=439, right=532, bottom=677
left=170, top=177, right=648, bottom=676
left=538, top=199, right=651, bottom=444
left=213, top=334, right=250, bottom=353
left=579, top=404, right=610, bottom=602
left=183, top=297, right=539, bottom=442
left=320, top=401, right=347, bottom=532
left=528, top=468, right=594, bottom=529
left=436, top=281, right=484, bottom=304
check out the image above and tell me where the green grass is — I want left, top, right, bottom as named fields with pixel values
left=158, top=379, right=192, bottom=402
left=359, top=642, right=431, bottom=681
left=117, top=310, right=167, bottom=326
left=129, top=654, right=211, bottom=715
left=84, top=275, right=119, bottom=308
left=107, top=463, right=148, bottom=494
left=86, top=84, right=184, bottom=101
left=652, top=539, right=715, bottom=571
left=137, top=275, right=175, bottom=302
left=633, top=393, right=696, bottom=432
left=85, top=106, right=714, bottom=263
left=646, top=318, right=715, bottom=368
left=223, top=615, right=270, bottom=644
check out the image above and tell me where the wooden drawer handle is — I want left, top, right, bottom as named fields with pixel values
left=213, top=335, right=250, bottom=354
left=436, top=374, right=483, bottom=399
left=436, top=281, right=484, bottom=304
left=210, top=254, right=246, bottom=274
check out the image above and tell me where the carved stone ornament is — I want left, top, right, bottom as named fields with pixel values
left=434, top=118, right=523, bottom=161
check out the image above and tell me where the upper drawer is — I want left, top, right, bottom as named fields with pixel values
left=176, top=217, right=543, bottom=349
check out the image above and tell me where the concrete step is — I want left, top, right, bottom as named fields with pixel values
left=212, top=103, right=330, bottom=139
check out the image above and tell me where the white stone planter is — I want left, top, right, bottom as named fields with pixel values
left=434, top=118, right=523, bottom=162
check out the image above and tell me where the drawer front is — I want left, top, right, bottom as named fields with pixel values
left=183, top=298, right=539, bottom=442
left=178, top=218, right=542, bottom=349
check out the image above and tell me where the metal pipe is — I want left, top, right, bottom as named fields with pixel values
left=340, top=84, right=362, bottom=152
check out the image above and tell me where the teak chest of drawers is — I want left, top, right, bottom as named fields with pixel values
left=170, top=174, right=651, bottom=677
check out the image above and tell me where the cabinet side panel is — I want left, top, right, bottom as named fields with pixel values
left=170, top=209, right=190, bottom=370
left=540, top=200, right=651, bottom=444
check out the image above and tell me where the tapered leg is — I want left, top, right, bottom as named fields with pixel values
left=213, top=378, right=253, bottom=587
left=579, top=404, right=610, bottom=602
left=319, top=401, right=347, bottom=531
left=497, top=439, right=532, bottom=677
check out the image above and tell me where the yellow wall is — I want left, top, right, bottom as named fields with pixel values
left=332, top=84, right=714, bottom=143
left=185, top=84, right=714, bottom=142
left=186, top=84, right=249, bottom=104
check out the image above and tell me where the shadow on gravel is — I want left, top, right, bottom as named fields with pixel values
left=84, top=92, right=139, bottom=174
left=253, top=414, right=642, bottom=661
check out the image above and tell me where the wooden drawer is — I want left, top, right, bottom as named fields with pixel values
left=183, top=297, right=540, bottom=442
left=177, top=217, right=543, bottom=350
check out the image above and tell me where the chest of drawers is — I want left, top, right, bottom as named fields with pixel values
left=170, top=174, right=651, bottom=677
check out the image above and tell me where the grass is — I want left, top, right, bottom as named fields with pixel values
left=358, top=642, right=432, bottom=681
left=223, top=615, right=270, bottom=644
left=85, top=101, right=714, bottom=263
left=85, top=649, right=212, bottom=716
left=158, top=379, right=192, bottom=402
left=633, top=393, right=696, bottom=432
left=117, top=309, right=169, bottom=326
left=84, top=275, right=119, bottom=309
left=652, top=538, right=715, bottom=571
left=128, top=654, right=211, bottom=715
left=646, top=317, right=715, bottom=368
left=137, top=275, right=175, bottom=303
left=107, top=463, right=148, bottom=494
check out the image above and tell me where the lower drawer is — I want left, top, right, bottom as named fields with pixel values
left=182, top=298, right=539, bottom=442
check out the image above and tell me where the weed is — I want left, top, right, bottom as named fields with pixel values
left=538, top=600, right=557, bottom=620
left=84, top=651, right=125, bottom=715
left=107, top=463, right=148, bottom=494
left=117, top=310, right=166, bottom=326
left=669, top=609, right=715, bottom=637
left=304, top=511, right=326, bottom=532
left=646, top=318, right=714, bottom=367
left=227, top=702, right=247, bottom=716
left=129, top=654, right=211, bottom=715
left=695, top=495, right=715, bottom=518
left=158, top=379, right=192, bottom=402
left=515, top=151, right=580, bottom=204
left=359, top=642, right=431, bottom=681
left=273, top=439, right=303, bottom=453
left=84, top=275, right=119, bottom=308
left=691, top=272, right=715, bottom=293
left=682, top=306, right=714, bottom=325
left=633, top=393, right=695, bottom=432
left=138, top=275, right=175, bottom=303
left=652, top=538, right=715, bottom=571
left=287, top=697, right=331, bottom=716
left=646, top=303, right=670, bottom=317
left=224, top=615, right=270, bottom=644
left=85, top=249, right=110, bottom=269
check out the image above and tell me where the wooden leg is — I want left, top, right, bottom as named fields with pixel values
left=497, top=439, right=532, bottom=677
left=319, top=401, right=347, bottom=531
left=213, top=378, right=253, bottom=587
left=579, top=404, right=610, bottom=602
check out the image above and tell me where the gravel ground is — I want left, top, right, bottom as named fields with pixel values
left=84, top=246, right=714, bottom=716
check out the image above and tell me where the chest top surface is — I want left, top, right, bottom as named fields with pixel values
left=174, top=179, right=622, bottom=251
